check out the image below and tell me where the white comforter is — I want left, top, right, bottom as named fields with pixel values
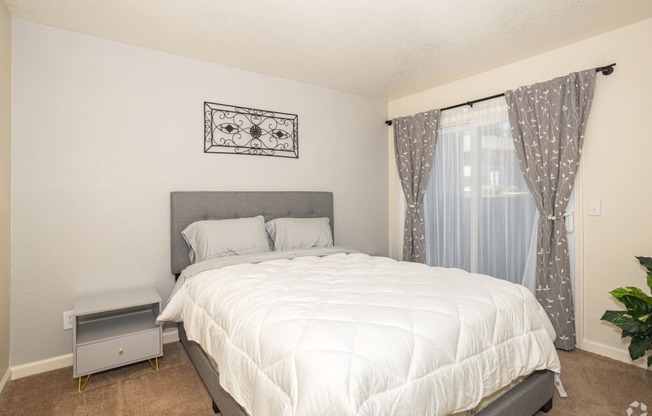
left=159, top=249, right=560, bottom=416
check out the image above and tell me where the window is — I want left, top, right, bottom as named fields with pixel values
left=423, top=98, right=536, bottom=284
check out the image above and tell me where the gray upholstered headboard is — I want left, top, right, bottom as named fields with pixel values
left=170, top=191, right=334, bottom=275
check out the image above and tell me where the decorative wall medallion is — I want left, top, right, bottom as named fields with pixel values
left=204, top=102, right=298, bottom=158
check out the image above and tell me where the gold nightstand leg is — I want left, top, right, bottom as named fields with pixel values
left=77, top=374, right=91, bottom=392
left=148, top=357, right=159, bottom=371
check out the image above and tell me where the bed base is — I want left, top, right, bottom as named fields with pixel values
left=179, top=324, right=553, bottom=416
left=179, top=324, right=246, bottom=416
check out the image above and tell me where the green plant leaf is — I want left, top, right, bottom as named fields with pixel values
left=628, top=336, right=651, bottom=360
left=610, top=287, right=652, bottom=305
left=634, top=256, right=652, bottom=293
left=601, top=310, right=627, bottom=321
left=636, top=256, right=652, bottom=273
left=620, top=295, right=652, bottom=318
left=601, top=310, right=651, bottom=334
left=622, top=327, right=652, bottom=338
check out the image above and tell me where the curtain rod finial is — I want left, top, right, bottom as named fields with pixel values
left=597, top=63, right=616, bottom=76
left=385, top=120, right=393, bottom=126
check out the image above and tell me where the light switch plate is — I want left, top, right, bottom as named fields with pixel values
left=588, top=199, right=601, bottom=216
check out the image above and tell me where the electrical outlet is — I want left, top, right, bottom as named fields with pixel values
left=63, top=310, right=74, bottom=330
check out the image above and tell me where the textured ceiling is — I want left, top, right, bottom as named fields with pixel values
left=5, top=0, right=652, bottom=99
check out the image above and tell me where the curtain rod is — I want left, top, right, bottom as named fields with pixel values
left=385, top=63, right=616, bottom=126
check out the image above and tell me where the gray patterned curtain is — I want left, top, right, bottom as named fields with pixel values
left=393, top=110, right=441, bottom=263
left=505, top=70, right=596, bottom=350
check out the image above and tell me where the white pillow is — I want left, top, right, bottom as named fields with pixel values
left=181, top=216, right=270, bottom=263
left=265, top=217, right=333, bottom=251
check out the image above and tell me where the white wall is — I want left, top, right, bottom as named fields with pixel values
left=0, top=0, right=12, bottom=389
left=388, top=18, right=652, bottom=366
left=11, top=20, right=388, bottom=366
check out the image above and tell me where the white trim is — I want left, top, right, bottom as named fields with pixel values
left=11, top=354, right=72, bottom=380
left=580, top=339, right=650, bottom=370
left=0, top=367, right=11, bottom=392
left=574, top=165, right=585, bottom=348
left=11, top=327, right=180, bottom=380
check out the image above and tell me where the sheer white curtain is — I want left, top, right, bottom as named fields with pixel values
left=423, top=98, right=537, bottom=287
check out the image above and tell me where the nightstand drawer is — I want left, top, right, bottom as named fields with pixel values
left=76, top=329, right=161, bottom=375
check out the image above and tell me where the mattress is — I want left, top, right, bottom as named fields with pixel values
left=158, top=248, right=560, bottom=416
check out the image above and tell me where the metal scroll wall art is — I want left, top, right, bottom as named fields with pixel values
left=204, top=102, right=298, bottom=158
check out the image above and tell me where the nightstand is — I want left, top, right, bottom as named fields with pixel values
left=73, top=288, right=163, bottom=391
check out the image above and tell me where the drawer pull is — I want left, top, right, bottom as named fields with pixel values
left=118, top=348, right=124, bottom=355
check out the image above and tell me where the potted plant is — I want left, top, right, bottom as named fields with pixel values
left=601, top=256, right=652, bottom=367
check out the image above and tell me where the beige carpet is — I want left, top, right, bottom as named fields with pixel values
left=0, top=342, right=216, bottom=416
left=546, top=348, right=652, bottom=415
left=1, top=342, right=650, bottom=415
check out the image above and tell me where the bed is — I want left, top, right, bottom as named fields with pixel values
left=160, top=191, right=559, bottom=416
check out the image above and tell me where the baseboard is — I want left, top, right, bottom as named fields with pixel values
left=11, top=327, right=181, bottom=380
left=163, top=326, right=179, bottom=344
left=11, top=353, right=72, bottom=380
left=580, top=339, right=649, bottom=370
left=0, top=367, right=10, bottom=393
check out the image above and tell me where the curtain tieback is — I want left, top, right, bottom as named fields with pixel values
left=543, top=212, right=571, bottom=221
left=406, top=204, right=422, bottom=215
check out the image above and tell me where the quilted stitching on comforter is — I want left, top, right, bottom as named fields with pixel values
left=160, top=252, right=560, bottom=416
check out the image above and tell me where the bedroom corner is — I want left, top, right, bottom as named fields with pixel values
left=1, top=1, right=651, bottom=415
